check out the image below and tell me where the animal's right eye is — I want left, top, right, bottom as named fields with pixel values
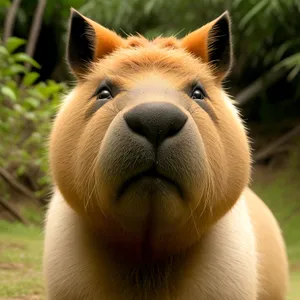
left=97, top=88, right=112, bottom=100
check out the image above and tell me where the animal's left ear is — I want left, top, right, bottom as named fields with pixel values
left=181, top=11, right=232, bottom=82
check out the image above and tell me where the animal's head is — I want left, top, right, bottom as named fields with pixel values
left=50, top=9, right=251, bottom=261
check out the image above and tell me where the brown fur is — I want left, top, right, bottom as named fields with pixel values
left=43, top=10, right=289, bottom=299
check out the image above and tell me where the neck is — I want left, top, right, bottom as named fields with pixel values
left=113, top=254, right=181, bottom=298
left=45, top=191, right=257, bottom=300
left=91, top=227, right=185, bottom=298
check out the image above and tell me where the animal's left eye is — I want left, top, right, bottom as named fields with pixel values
left=191, top=84, right=208, bottom=100
left=97, top=88, right=112, bottom=100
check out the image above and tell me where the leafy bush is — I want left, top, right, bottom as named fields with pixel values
left=0, top=37, right=67, bottom=198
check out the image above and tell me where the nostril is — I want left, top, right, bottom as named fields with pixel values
left=124, top=114, right=144, bottom=136
left=124, top=102, right=187, bottom=147
left=167, top=120, right=186, bottom=138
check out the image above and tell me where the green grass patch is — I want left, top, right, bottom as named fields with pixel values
left=290, top=272, right=300, bottom=300
left=252, top=167, right=300, bottom=265
left=0, top=220, right=44, bottom=299
left=252, top=164, right=300, bottom=299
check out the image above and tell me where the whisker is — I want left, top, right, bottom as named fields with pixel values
left=83, top=153, right=101, bottom=211
left=189, top=202, right=200, bottom=240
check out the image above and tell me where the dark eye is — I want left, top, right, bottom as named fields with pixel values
left=189, top=82, right=209, bottom=101
left=191, top=86, right=207, bottom=100
left=97, top=88, right=112, bottom=100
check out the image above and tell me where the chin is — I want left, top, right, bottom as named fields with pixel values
left=115, top=174, right=186, bottom=234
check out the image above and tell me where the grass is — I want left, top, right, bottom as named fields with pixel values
left=0, top=166, right=299, bottom=299
left=251, top=162, right=300, bottom=299
left=290, top=272, right=300, bottom=300
left=252, top=159, right=300, bottom=266
left=0, top=221, right=44, bottom=300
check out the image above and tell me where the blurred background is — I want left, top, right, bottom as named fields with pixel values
left=0, top=0, right=299, bottom=299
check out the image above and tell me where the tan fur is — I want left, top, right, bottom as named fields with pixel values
left=245, top=188, right=289, bottom=299
left=44, top=11, right=289, bottom=299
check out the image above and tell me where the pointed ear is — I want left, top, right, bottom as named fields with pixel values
left=67, top=9, right=124, bottom=79
left=181, top=11, right=232, bottom=81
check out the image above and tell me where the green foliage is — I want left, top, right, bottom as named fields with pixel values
left=0, top=0, right=9, bottom=7
left=0, top=37, right=67, bottom=197
left=5, top=37, right=26, bottom=53
left=6, top=0, right=86, bottom=45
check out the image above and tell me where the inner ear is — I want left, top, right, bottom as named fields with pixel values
left=67, top=10, right=95, bottom=77
left=208, top=12, right=232, bottom=78
left=67, top=9, right=124, bottom=79
left=181, top=11, right=233, bottom=81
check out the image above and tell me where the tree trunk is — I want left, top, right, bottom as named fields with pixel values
left=0, top=167, right=40, bottom=206
left=25, top=0, right=47, bottom=70
left=236, top=69, right=287, bottom=106
left=0, top=196, right=29, bottom=225
left=3, top=0, right=22, bottom=42
left=253, top=125, right=300, bottom=162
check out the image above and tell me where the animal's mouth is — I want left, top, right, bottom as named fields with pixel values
left=117, top=167, right=182, bottom=199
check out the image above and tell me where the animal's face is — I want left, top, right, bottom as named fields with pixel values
left=50, top=10, right=250, bottom=260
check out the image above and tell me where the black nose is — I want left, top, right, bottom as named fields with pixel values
left=124, top=102, right=187, bottom=147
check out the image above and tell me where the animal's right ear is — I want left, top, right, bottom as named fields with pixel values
left=67, top=9, right=124, bottom=79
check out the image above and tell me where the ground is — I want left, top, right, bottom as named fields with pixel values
left=0, top=165, right=299, bottom=299
left=0, top=222, right=43, bottom=300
